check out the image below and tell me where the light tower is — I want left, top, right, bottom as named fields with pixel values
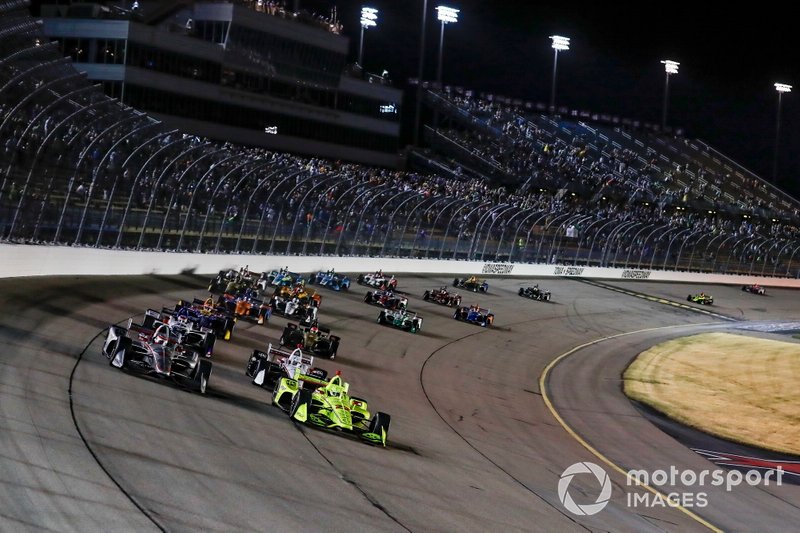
left=358, top=6, right=378, bottom=67
left=549, top=35, right=570, bottom=115
left=435, top=6, right=459, bottom=84
left=660, top=59, right=679, bottom=131
left=773, top=82, right=792, bottom=182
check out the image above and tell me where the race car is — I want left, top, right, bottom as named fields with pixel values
left=309, top=270, right=351, bottom=291
left=258, top=269, right=304, bottom=291
left=357, top=271, right=398, bottom=290
left=742, top=284, right=766, bottom=295
left=364, top=289, right=408, bottom=310
left=687, top=293, right=714, bottom=305
left=246, top=344, right=329, bottom=392
left=279, top=322, right=340, bottom=359
left=453, top=306, right=495, bottom=327
left=208, top=267, right=258, bottom=294
left=142, top=308, right=216, bottom=356
left=270, top=295, right=318, bottom=325
left=273, top=284, right=321, bottom=307
left=519, top=285, right=551, bottom=301
left=102, top=318, right=212, bottom=394
left=422, top=287, right=462, bottom=307
left=217, top=290, right=270, bottom=325
left=453, top=276, right=489, bottom=293
left=274, top=372, right=391, bottom=446
left=377, top=308, right=422, bottom=333
left=173, top=298, right=236, bottom=341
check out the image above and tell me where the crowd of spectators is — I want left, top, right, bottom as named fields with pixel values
left=1, top=1, right=799, bottom=275
left=238, top=0, right=343, bottom=34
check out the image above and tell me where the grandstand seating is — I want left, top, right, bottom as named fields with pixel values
left=1, top=1, right=800, bottom=277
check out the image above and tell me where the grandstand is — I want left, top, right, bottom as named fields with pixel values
left=2, top=0, right=800, bottom=277
left=38, top=0, right=402, bottom=167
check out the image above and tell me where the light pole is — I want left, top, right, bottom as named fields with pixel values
left=358, top=7, right=378, bottom=68
left=549, top=35, right=569, bottom=116
left=413, top=0, right=429, bottom=146
left=773, top=82, right=792, bottom=183
left=661, top=59, right=679, bottom=131
left=435, top=6, right=459, bottom=85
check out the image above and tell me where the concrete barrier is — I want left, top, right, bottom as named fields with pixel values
left=2, top=243, right=799, bottom=287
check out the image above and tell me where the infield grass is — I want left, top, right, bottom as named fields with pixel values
left=624, top=332, right=800, bottom=455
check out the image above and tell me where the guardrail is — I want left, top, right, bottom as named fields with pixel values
left=3, top=243, right=800, bottom=287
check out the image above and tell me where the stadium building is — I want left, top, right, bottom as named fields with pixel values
left=39, top=0, right=402, bottom=167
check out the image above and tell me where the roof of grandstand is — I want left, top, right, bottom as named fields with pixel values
left=3, top=0, right=800, bottom=277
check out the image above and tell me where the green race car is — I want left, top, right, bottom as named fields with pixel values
left=273, top=372, right=391, bottom=446
left=687, top=293, right=714, bottom=305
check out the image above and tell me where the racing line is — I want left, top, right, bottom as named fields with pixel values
left=61, top=278, right=774, bottom=531
left=418, top=316, right=593, bottom=531
left=291, top=424, right=413, bottom=532
left=575, top=279, right=739, bottom=322
left=68, top=317, right=168, bottom=533
left=538, top=323, right=723, bottom=533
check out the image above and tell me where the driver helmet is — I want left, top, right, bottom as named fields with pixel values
left=310, top=325, right=319, bottom=334
left=153, top=326, right=169, bottom=345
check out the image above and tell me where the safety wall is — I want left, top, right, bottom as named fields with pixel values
left=2, top=243, right=800, bottom=287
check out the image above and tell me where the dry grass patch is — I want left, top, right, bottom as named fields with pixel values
left=624, top=332, right=800, bottom=455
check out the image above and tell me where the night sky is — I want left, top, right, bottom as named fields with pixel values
left=301, top=0, right=799, bottom=197
left=28, top=1, right=799, bottom=197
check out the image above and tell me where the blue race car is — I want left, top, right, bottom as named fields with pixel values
left=453, top=306, right=494, bottom=327
left=257, top=269, right=304, bottom=291
left=310, top=270, right=351, bottom=291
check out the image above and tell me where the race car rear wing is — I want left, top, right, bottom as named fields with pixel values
left=266, top=343, right=314, bottom=380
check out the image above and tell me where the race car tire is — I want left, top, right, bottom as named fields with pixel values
left=411, top=319, right=419, bottom=333
left=368, top=412, right=391, bottom=438
left=518, top=288, right=524, bottom=296
left=109, top=336, right=132, bottom=369
left=453, top=278, right=459, bottom=287
left=194, top=360, right=212, bottom=395
left=423, top=290, right=430, bottom=301
left=329, top=339, right=339, bottom=360
left=203, top=332, right=216, bottom=357
left=365, top=291, right=373, bottom=303
left=223, top=318, right=235, bottom=341
left=687, top=295, right=692, bottom=302
left=377, top=312, right=387, bottom=325
left=290, top=389, right=312, bottom=419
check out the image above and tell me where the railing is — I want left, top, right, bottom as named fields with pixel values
left=1, top=3, right=799, bottom=278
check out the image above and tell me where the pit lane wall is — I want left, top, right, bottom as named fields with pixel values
left=2, top=243, right=800, bottom=287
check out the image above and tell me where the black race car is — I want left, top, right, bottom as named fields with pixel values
left=279, top=322, right=340, bottom=359
left=453, top=277, right=489, bottom=293
left=270, top=294, right=318, bottom=325
left=519, top=285, right=551, bottom=301
left=102, top=318, right=212, bottom=394
left=422, top=287, right=462, bottom=307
